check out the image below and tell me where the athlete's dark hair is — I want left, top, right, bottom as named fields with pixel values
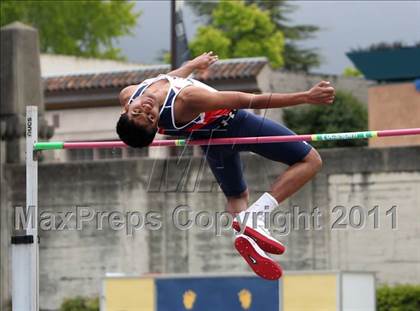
left=116, top=113, right=157, bottom=148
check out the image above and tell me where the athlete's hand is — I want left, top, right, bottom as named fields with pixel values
left=307, top=81, right=335, bottom=105
left=190, top=51, right=219, bottom=70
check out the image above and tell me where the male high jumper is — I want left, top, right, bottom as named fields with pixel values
left=116, top=52, right=335, bottom=280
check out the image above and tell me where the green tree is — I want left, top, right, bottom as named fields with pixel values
left=188, top=0, right=320, bottom=71
left=343, top=67, right=362, bottom=78
left=60, top=296, right=99, bottom=311
left=0, top=0, right=140, bottom=60
left=283, top=91, right=368, bottom=148
left=190, top=27, right=231, bottom=59
left=189, top=1, right=285, bottom=68
left=377, top=284, right=420, bottom=311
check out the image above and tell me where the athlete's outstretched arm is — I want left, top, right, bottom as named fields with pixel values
left=167, top=52, right=218, bottom=78
left=181, top=81, right=335, bottom=113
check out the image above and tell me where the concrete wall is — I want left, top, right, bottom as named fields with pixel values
left=258, top=70, right=370, bottom=124
left=1, top=22, right=49, bottom=311
left=0, top=149, right=11, bottom=311
left=369, top=82, right=420, bottom=147
left=268, top=71, right=369, bottom=104
left=3, top=146, right=420, bottom=310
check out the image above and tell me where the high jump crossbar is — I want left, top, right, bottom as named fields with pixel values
left=12, top=106, right=420, bottom=311
left=34, top=129, right=420, bottom=150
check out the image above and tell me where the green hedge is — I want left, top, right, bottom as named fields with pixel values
left=60, top=296, right=99, bottom=311
left=377, top=284, right=420, bottom=311
left=283, top=90, right=367, bottom=149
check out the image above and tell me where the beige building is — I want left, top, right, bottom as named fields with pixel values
left=369, top=82, right=420, bottom=147
left=347, top=46, right=420, bottom=147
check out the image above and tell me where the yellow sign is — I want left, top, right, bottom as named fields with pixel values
left=284, top=274, right=337, bottom=311
left=104, top=278, right=155, bottom=311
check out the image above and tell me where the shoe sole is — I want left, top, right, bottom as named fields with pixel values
left=232, top=221, right=285, bottom=255
left=235, top=235, right=283, bottom=280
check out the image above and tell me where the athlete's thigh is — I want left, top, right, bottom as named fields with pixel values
left=237, top=111, right=312, bottom=165
left=201, top=145, right=247, bottom=197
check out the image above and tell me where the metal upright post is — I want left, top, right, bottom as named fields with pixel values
left=11, top=106, right=39, bottom=310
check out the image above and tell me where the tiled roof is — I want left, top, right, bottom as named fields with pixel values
left=43, top=57, right=268, bottom=92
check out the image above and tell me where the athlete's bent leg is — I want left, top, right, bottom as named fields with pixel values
left=233, top=136, right=321, bottom=255
left=270, top=148, right=322, bottom=203
left=233, top=150, right=321, bottom=254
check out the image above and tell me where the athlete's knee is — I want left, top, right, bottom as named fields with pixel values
left=304, top=148, right=323, bottom=172
left=226, top=189, right=249, bottom=215
left=227, top=189, right=249, bottom=203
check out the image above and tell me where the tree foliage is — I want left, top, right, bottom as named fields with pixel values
left=283, top=91, right=368, bottom=148
left=187, top=0, right=320, bottom=71
left=350, top=41, right=420, bottom=53
left=377, top=284, right=420, bottom=311
left=343, top=67, right=363, bottom=78
left=189, top=1, right=285, bottom=68
left=190, top=27, right=231, bottom=59
left=0, top=0, right=140, bottom=60
left=60, top=296, right=99, bottom=311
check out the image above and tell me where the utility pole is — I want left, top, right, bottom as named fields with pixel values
left=170, top=0, right=177, bottom=70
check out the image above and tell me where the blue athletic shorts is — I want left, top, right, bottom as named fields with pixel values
left=192, top=109, right=312, bottom=197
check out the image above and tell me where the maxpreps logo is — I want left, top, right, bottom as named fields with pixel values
left=27, top=117, right=32, bottom=137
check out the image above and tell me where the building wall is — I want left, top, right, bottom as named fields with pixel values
left=369, top=82, right=420, bottom=147
left=46, top=106, right=120, bottom=141
left=4, top=146, right=420, bottom=310
left=44, top=106, right=169, bottom=161
left=40, top=54, right=144, bottom=76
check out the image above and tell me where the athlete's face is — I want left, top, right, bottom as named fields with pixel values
left=127, top=95, right=160, bottom=130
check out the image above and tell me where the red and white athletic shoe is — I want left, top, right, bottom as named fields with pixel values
left=233, top=213, right=285, bottom=255
left=235, top=234, right=283, bottom=280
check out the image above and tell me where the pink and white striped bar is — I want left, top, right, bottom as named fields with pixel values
left=33, top=128, right=420, bottom=151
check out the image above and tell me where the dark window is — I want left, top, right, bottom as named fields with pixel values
left=127, top=147, right=148, bottom=158
left=52, top=114, right=60, bottom=128
left=169, top=146, right=194, bottom=157
left=67, top=149, right=94, bottom=161
left=97, top=148, right=123, bottom=160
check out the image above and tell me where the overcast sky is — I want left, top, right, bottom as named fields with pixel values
left=117, top=1, right=420, bottom=75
